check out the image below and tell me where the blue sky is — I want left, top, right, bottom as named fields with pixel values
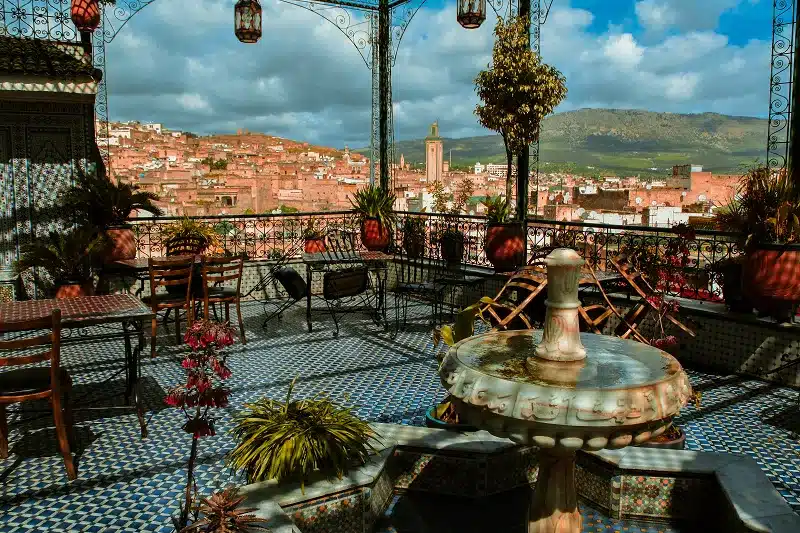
left=101, top=0, right=775, bottom=147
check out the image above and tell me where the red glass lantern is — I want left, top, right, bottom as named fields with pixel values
left=235, top=0, right=262, bottom=44
left=457, top=0, right=486, bottom=29
left=71, top=0, right=101, bottom=33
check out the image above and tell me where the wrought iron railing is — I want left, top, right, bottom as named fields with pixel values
left=130, top=211, right=744, bottom=302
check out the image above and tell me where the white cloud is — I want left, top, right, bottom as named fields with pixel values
left=635, top=0, right=742, bottom=32
left=635, top=1, right=677, bottom=32
left=104, top=0, right=771, bottom=147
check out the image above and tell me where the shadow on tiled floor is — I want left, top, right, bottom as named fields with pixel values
left=0, top=299, right=798, bottom=532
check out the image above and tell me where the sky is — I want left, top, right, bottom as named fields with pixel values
left=103, top=0, right=773, bottom=148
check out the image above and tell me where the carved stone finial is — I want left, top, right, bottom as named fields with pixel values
left=532, top=248, right=586, bottom=363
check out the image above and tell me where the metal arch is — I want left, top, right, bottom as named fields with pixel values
left=93, top=14, right=111, bottom=172
left=98, top=0, right=156, bottom=43
left=389, top=0, right=425, bottom=65
left=767, top=0, right=794, bottom=175
left=280, top=0, right=374, bottom=68
left=1, top=0, right=79, bottom=40
left=487, top=0, right=519, bottom=20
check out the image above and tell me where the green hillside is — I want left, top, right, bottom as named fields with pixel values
left=361, top=109, right=768, bottom=176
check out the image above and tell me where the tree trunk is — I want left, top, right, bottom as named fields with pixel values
left=180, top=436, right=200, bottom=529
left=505, top=146, right=514, bottom=201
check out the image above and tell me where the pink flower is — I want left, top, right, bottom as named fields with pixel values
left=165, top=390, right=185, bottom=407
left=181, top=358, right=198, bottom=369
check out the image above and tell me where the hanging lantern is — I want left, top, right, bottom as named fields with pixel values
left=457, top=0, right=486, bottom=29
left=71, top=0, right=101, bottom=33
left=235, top=0, right=262, bottom=44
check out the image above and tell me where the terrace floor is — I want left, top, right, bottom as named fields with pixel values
left=0, top=299, right=798, bottom=533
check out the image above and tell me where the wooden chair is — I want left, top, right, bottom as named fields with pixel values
left=0, top=309, right=76, bottom=480
left=607, top=254, right=694, bottom=342
left=201, top=256, right=246, bottom=343
left=144, top=256, right=195, bottom=358
left=481, top=269, right=548, bottom=331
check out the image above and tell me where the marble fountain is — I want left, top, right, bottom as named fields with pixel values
left=438, top=248, right=693, bottom=533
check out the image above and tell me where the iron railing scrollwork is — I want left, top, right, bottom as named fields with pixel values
left=767, top=0, right=795, bottom=175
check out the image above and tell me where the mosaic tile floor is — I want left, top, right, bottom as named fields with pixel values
left=375, top=489, right=688, bottom=533
left=0, top=299, right=798, bottom=532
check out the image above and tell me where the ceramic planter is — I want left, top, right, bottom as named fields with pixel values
left=485, top=222, right=525, bottom=272
left=402, top=233, right=425, bottom=258
left=719, top=259, right=752, bottom=313
left=55, top=280, right=94, bottom=299
left=637, top=426, right=686, bottom=450
left=742, top=244, right=800, bottom=319
left=304, top=238, right=326, bottom=254
left=105, top=226, right=137, bottom=262
left=440, top=231, right=465, bottom=265
left=71, top=0, right=100, bottom=32
left=360, top=218, right=390, bottom=251
left=424, top=405, right=477, bottom=432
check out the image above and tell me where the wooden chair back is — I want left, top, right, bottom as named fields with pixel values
left=201, top=256, right=244, bottom=301
left=148, top=256, right=195, bottom=307
left=481, top=269, right=548, bottom=331
left=0, top=310, right=62, bottom=395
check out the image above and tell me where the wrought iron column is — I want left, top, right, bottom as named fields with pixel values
left=378, top=0, right=391, bottom=190
left=516, top=0, right=531, bottom=220
left=790, top=0, right=800, bottom=179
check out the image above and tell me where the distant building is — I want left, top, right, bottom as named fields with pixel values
left=474, top=162, right=484, bottom=174
left=425, top=121, right=443, bottom=184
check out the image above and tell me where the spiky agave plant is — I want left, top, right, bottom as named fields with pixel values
left=348, top=184, right=397, bottom=229
left=181, top=487, right=268, bottom=533
left=227, top=379, right=379, bottom=492
left=62, top=169, right=163, bottom=229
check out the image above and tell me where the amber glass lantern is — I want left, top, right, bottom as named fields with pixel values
left=235, top=0, right=262, bottom=44
left=457, top=0, right=486, bottom=29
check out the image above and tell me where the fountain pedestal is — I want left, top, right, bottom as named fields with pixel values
left=438, top=249, right=692, bottom=533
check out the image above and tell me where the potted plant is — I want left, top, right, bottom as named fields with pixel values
left=638, top=392, right=701, bottom=450
left=402, top=215, right=427, bottom=258
left=182, top=487, right=268, bottom=532
left=302, top=218, right=327, bottom=253
left=162, top=217, right=218, bottom=257
left=710, top=256, right=751, bottom=312
left=14, top=227, right=106, bottom=298
left=62, top=169, right=163, bottom=261
left=430, top=180, right=467, bottom=265
left=227, top=379, right=379, bottom=492
left=483, top=195, right=525, bottom=272
left=349, top=184, right=397, bottom=251
left=716, top=164, right=800, bottom=321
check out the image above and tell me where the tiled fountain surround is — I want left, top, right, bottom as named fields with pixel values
left=240, top=423, right=800, bottom=533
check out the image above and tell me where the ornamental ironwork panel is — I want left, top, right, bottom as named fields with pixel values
left=767, top=0, right=795, bottom=174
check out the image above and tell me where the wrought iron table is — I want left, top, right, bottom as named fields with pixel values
left=302, top=251, right=391, bottom=333
left=0, top=294, right=154, bottom=438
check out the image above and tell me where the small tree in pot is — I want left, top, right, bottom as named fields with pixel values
left=302, top=217, right=327, bottom=253
left=475, top=15, right=567, bottom=204
left=14, top=227, right=106, bottom=298
left=716, top=164, right=800, bottom=321
left=483, top=195, right=525, bottom=272
left=349, top=184, right=397, bottom=251
left=62, top=169, right=163, bottom=261
left=401, top=215, right=427, bottom=258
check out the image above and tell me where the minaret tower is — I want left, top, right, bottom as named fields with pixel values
left=425, top=121, right=443, bottom=183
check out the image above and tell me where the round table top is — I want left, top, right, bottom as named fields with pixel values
left=439, top=330, right=692, bottom=450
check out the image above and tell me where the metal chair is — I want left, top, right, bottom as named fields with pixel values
left=391, top=241, right=447, bottom=332
left=0, top=309, right=76, bottom=479
left=144, top=256, right=195, bottom=357
left=322, top=266, right=374, bottom=337
left=201, top=256, right=246, bottom=343
left=262, top=266, right=308, bottom=329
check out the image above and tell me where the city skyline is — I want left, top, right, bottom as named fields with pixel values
left=105, top=0, right=771, bottom=148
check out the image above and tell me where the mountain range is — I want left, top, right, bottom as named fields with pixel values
left=362, top=109, right=768, bottom=176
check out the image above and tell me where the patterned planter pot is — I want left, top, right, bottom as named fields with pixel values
left=105, top=226, right=138, bottom=262
left=637, top=427, right=686, bottom=450
left=304, top=238, right=326, bottom=254
left=424, top=405, right=477, bottom=432
left=743, top=244, right=800, bottom=320
left=440, top=231, right=465, bottom=265
left=55, top=280, right=94, bottom=299
left=360, top=218, right=390, bottom=251
left=71, top=0, right=101, bottom=32
left=485, top=223, right=525, bottom=272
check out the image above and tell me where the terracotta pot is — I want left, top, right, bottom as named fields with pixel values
left=360, top=218, right=390, bottom=251
left=440, top=231, right=465, bottom=265
left=485, top=222, right=525, bottom=272
left=55, top=280, right=94, bottom=299
left=71, top=0, right=101, bottom=32
left=105, top=226, right=137, bottom=262
left=743, top=245, right=800, bottom=317
left=304, top=238, right=326, bottom=254
left=637, top=427, right=686, bottom=450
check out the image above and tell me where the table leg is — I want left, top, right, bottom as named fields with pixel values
left=123, top=319, right=148, bottom=439
left=380, top=269, right=388, bottom=331
left=306, top=264, right=313, bottom=333
left=528, top=448, right=581, bottom=533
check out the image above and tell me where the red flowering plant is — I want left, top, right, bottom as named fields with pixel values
left=621, top=223, right=696, bottom=352
left=166, top=319, right=237, bottom=532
